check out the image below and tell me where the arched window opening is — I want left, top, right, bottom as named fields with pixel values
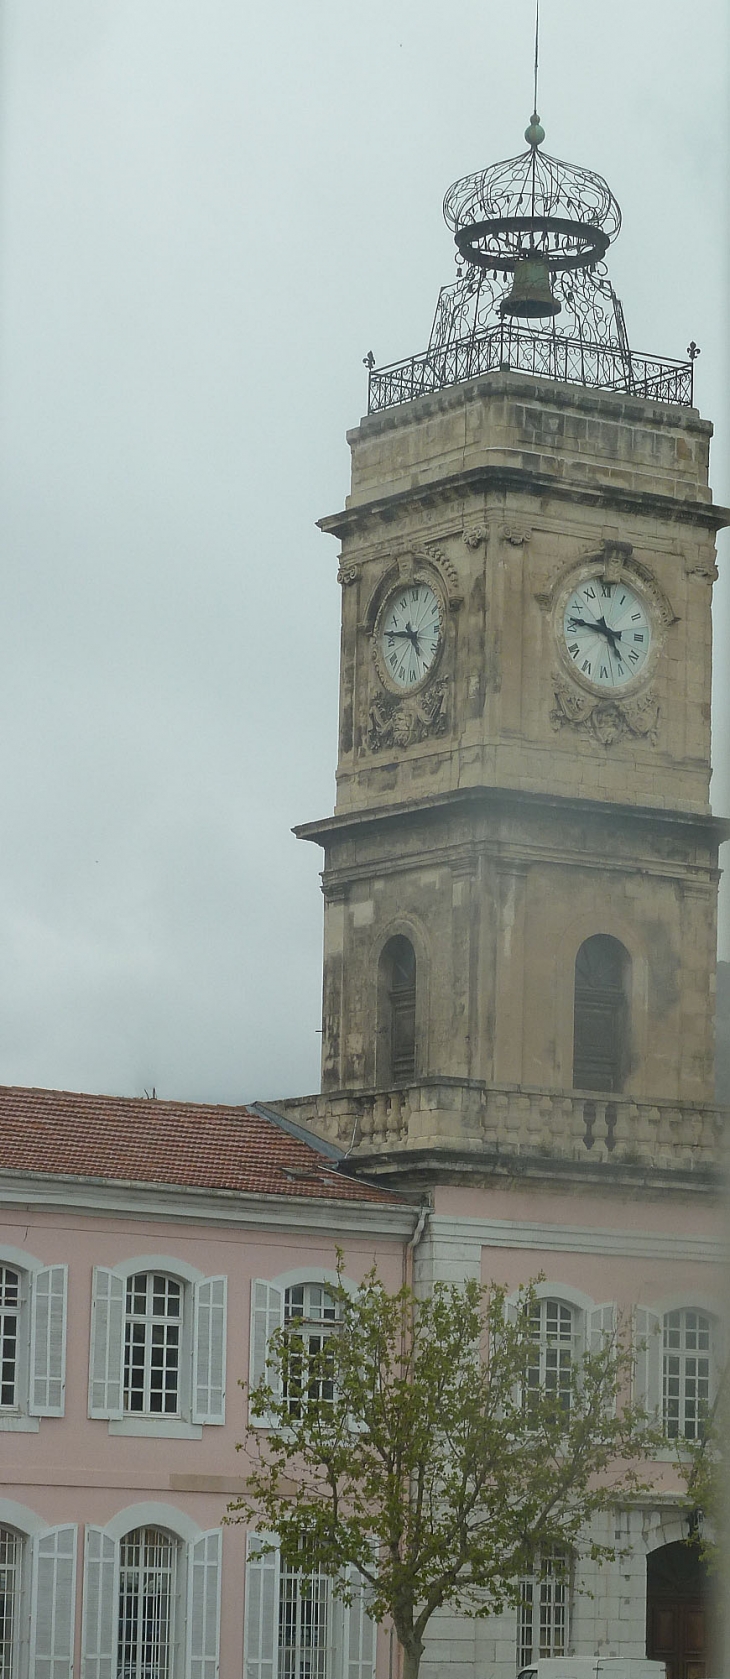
left=663, top=1309, right=715, bottom=1442
left=279, top=1556, right=331, bottom=1679
left=118, top=1526, right=177, bottom=1679
left=573, top=934, right=630, bottom=1092
left=0, top=1526, right=21, bottom=1678
left=526, top=1299, right=577, bottom=1420
left=124, top=1273, right=181, bottom=1417
left=282, top=1283, right=341, bottom=1417
left=0, top=1268, right=20, bottom=1411
left=381, top=936, right=416, bottom=1084
left=517, top=1546, right=571, bottom=1669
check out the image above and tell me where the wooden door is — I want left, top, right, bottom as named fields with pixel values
left=646, top=1541, right=717, bottom=1679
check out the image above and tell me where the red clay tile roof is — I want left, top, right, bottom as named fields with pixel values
left=0, top=1085, right=402, bottom=1205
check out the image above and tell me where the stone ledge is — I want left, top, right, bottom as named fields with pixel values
left=275, top=1080, right=728, bottom=1180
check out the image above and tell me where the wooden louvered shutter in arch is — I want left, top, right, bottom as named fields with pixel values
left=81, top=1525, right=118, bottom=1679
left=588, top=1302, right=617, bottom=1416
left=187, top=1529, right=222, bottom=1679
left=332, top=1561, right=377, bottom=1679
left=29, top=1265, right=68, bottom=1416
left=634, top=1306, right=662, bottom=1421
left=243, top=1533, right=279, bottom=1679
left=88, top=1268, right=125, bottom=1419
left=30, top=1524, right=77, bottom=1679
left=193, top=1276, right=227, bottom=1424
left=249, top=1280, right=283, bottom=1425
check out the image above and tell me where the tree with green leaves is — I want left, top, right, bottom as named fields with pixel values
left=232, top=1270, right=657, bottom=1679
left=680, top=1365, right=727, bottom=1571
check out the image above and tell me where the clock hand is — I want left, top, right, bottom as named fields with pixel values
left=567, top=614, right=622, bottom=650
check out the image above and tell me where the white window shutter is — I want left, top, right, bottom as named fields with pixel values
left=505, top=1297, right=522, bottom=1409
left=29, top=1265, right=68, bottom=1416
left=187, top=1528, right=222, bottom=1679
left=30, top=1524, right=77, bottom=1679
left=88, top=1268, right=125, bottom=1419
left=333, top=1562, right=377, bottom=1679
left=193, top=1277, right=227, bottom=1425
left=588, top=1303, right=617, bottom=1416
left=634, top=1307, right=662, bottom=1420
left=81, top=1527, right=118, bottom=1679
left=243, top=1533, right=280, bottom=1679
left=249, top=1280, right=283, bottom=1425
left=588, top=1302, right=616, bottom=1355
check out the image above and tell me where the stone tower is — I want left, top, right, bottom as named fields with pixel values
left=290, top=119, right=729, bottom=1174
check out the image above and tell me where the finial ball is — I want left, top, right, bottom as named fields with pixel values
left=525, top=112, right=545, bottom=148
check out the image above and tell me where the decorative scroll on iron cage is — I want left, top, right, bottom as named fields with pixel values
left=367, top=116, right=695, bottom=414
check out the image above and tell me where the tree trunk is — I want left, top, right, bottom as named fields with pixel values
left=401, top=1644, right=423, bottom=1679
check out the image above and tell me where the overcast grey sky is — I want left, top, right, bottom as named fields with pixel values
left=0, top=0, right=726, bottom=1104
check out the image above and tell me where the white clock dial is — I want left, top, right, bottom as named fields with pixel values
left=562, top=577, right=652, bottom=689
left=380, top=582, right=442, bottom=689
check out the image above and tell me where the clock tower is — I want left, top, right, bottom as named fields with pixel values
left=291, top=116, right=728, bottom=1170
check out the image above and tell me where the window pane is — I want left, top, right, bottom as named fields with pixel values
left=283, top=1287, right=340, bottom=1418
left=118, top=1527, right=175, bottom=1679
left=0, top=1528, right=20, bottom=1679
left=527, top=1300, right=574, bottom=1418
left=0, top=1271, right=19, bottom=1411
left=123, top=1274, right=181, bottom=1417
left=279, top=1563, right=330, bottom=1679
left=518, top=1548, right=570, bottom=1668
left=662, top=1310, right=713, bottom=1441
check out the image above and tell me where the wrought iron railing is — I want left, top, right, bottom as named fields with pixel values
left=367, top=322, right=694, bottom=414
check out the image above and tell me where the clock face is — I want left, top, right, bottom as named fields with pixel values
left=562, top=577, right=652, bottom=689
left=379, top=581, right=442, bottom=689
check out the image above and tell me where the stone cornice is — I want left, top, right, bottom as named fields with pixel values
left=0, top=1169, right=419, bottom=1238
left=294, top=783, right=730, bottom=851
left=423, top=1212, right=726, bottom=1265
left=318, top=464, right=730, bottom=543
left=339, top=1144, right=724, bottom=1198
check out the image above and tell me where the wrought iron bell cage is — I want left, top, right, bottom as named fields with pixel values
left=366, top=116, right=695, bottom=415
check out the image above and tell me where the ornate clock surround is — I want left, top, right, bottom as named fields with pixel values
left=361, top=547, right=462, bottom=756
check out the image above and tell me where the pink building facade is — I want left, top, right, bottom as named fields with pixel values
left=0, top=1087, right=415, bottom=1679
left=0, top=1083, right=724, bottom=1679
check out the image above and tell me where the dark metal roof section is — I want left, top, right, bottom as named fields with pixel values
left=367, top=115, right=697, bottom=415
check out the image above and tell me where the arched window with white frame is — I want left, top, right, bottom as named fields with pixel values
left=249, top=1269, right=356, bottom=1429
left=510, top=1288, right=615, bottom=1424
left=82, top=1503, right=221, bottom=1679
left=526, top=1298, right=577, bottom=1417
left=118, top=1526, right=177, bottom=1679
left=663, top=1308, right=716, bottom=1441
left=634, top=1301, right=723, bottom=1438
left=89, top=1257, right=226, bottom=1435
left=282, top=1282, right=341, bottom=1418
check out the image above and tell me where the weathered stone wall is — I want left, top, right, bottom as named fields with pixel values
left=312, top=792, right=720, bottom=1102
left=322, top=373, right=719, bottom=820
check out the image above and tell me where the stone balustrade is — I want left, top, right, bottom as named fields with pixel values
left=276, top=1080, right=727, bottom=1175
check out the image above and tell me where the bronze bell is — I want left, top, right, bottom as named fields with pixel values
left=499, top=254, right=561, bottom=319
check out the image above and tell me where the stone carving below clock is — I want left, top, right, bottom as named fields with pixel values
left=367, top=677, right=449, bottom=753
left=551, top=677, right=660, bottom=747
